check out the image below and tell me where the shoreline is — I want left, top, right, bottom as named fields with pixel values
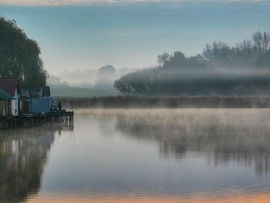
left=56, top=96, right=270, bottom=109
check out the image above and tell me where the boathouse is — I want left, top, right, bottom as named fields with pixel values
left=0, top=78, right=20, bottom=116
left=21, top=86, right=52, bottom=114
left=0, top=89, right=13, bottom=116
left=0, top=79, right=73, bottom=128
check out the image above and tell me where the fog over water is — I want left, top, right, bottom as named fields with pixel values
left=84, top=108, right=270, bottom=176
left=1, top=109, right=270, bottom=203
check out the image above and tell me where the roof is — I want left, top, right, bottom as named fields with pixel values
left=0, top=88, right=12, bottom=100
left=21, top=86, right=51, bottom=98
left=0, top=78, right=19, bottom=97
left=28, top=88, right=40, bottom=98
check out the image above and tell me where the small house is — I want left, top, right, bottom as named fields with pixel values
left=21, top=86, right=53, bottom=114
left=0, top=88, right=13, bottom=116
left=0, top=78, right=20, bottom=116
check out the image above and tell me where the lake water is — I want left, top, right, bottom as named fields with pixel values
left=1, top=109, right=270, bottom=203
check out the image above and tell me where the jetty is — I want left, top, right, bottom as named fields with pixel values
left=0, top=109, right=74, bottom=129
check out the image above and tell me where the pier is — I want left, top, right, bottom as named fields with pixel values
left=0, top=110, right=74, bottom=129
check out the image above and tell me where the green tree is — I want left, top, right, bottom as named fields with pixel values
left=0, top=17, right=48, bottom=87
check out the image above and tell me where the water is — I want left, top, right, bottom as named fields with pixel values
left=1, top=108, right=270, bottom=203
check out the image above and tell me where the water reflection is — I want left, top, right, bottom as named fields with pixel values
left=0, top=123, right=74, bottom=203
left=113, top=109, right=270, bottom=176
left=30, top=108, right=270, bottom=202
left=2, top=109, right=270, bottom=203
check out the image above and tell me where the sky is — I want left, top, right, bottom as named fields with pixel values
left=1, top=0, right=270, bottom=75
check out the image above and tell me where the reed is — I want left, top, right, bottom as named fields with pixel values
left=57, top=96, right=270, bottom=109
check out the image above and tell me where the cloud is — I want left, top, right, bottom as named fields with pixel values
left=0, top=0, right=268, bottom=6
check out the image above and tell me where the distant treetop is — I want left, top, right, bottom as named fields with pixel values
left=98, top=65, right=115, bottom=75
left=114, top=30, right=270, bottom=96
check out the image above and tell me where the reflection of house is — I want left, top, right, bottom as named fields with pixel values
left=21, top=86, right=53, bottom=114
left=0, top=78, right=20, bottom=116
left=0, top=127, right=56, bottom=202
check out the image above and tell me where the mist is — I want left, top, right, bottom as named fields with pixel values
left=75, top=108, right=270, bottom=177
left=46, top=30, right=270, bottom=97
left=47, top=67, right=136, bottom=89
left=114, top=30, right=270, bottom=96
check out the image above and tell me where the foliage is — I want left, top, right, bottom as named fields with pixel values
left=94, top=65, right=116, bottom=90
left=252, top=31, right=270, bottom=55
left=115, top=31, right=270, bottom=96
left=58, top=96, right=270, bottom=109
left=0, top=17, right=48, bottom=87
left=98, top=65, right=115, bottom=75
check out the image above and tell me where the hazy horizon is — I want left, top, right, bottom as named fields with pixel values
left=1, top=1, right=269, bottom=77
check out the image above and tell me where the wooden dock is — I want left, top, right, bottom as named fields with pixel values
left=0, top=110, right=74, bottom=129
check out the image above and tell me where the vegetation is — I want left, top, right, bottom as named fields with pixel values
left=0, top=17, right=48, bottom=87
left=57, top=95, right=270, bottom=109
left=114, top=31, right=270, bottom=96
left=98, top=65, right=115, bottom=75
left=94, top=65, right=116, bottom=90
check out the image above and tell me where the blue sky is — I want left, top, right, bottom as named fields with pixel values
left=1, top=1, right=270, bottom=75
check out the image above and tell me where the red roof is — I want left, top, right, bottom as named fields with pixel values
left=0, top=78, right=19, bottom=97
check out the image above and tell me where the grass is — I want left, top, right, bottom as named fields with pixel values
left=57, top=95, right=270, bottom=109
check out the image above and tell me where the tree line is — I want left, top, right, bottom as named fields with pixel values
left=0, top=17, right=48, bottom=87
left=114, top=31, right=270, bottom=96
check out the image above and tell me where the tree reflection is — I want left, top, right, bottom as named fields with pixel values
left=0, top=123, right=74, bottom=203
left=114, top=109, right=270, bottom=176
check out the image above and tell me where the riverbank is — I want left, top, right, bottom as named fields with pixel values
left=56, top=96, right=270, bottom=109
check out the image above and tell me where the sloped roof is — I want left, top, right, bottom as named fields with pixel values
left=0, top=88, right=12, bottom=100
left=28, top=88, right=40, bottom=98
left=0, top=78, right=19, bottom=97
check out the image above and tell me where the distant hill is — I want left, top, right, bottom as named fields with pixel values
left=50, top=85, right=119, bottom=98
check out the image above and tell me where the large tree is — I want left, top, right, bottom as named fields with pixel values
left=0, top=17, right=48, bottom=87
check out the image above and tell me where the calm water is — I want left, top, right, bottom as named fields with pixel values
left=1, top=109, right=270, bottom=203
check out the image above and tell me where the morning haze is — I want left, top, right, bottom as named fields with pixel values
left=1, top=1, right=269, bottom=78
left=1, top=1, right=270, bottom=203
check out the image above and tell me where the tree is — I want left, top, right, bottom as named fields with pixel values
left=115, top=30, right=270, bottom=96
left=236, top=39, right=254, bottom=56
left=252, top=31, right=270, bottom=55
left=202, top=41, right=232, bottom=61
left=158, top=52, right=169, bottom=66
left=233, top=39, right=257, bottom=68
left=255, top=49, right=270, bottom=69
left=0, top=17, right=48, bottom=87
left=161, top=51, right=207, bottom=70
left=98, top=65, right=115, bottom=75
left=94, top=65, right=115, bottom=90
left=159, top=51, right=188, bottom=69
